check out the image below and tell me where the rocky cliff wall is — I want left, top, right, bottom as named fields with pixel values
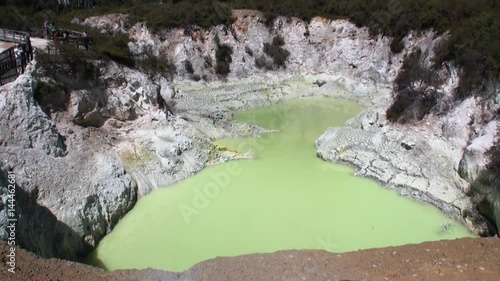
left=0, top=64, right=138, bottom=259
left=1, top=10, right=498, bottom=261
left=82, top=11, right=499, bottom=234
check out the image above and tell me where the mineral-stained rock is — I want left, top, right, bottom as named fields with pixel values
left=316, top=104, right=495, bottom=235
left=459, top=120, right=498, bottom=183
left=1, top=10, right=499, bottom=262
left=0, top=72, right=138, bottom=259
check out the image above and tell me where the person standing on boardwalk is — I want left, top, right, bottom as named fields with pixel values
left=50, top=22, right=57, bottom=41
left=82, top=30, right=89, bottom=51
left=62, top=29, right=69, bottom=44
left=24, top=35, right=32, bottom=62
left=14, top=46, right=24, bottom=74
left=43, top=21, right=49, bottom=39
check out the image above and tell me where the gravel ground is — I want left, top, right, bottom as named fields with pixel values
left=1, top=238, right=499, bottom=281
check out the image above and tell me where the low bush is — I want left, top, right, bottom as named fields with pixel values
left=254, top=55, right=270, bottom=70
left=136, top=49, right=176, bottom=80
left=184, top=60, right=194, bottom=74
left=487, top=130, right=500, bottom=183
left=386, top=50, right=442, bottom=123
left=5, top=0, right=500, bottom=110
left=215, top=43, right=233, bottom=77
left=390, top=36, right=405, bottom=54
left=33, top=80, right=68, bottom=113
left=204, top=55, right=213, bottom=67
left=128, top=0, right=233, bottom=32
left=262, top=35, right=290, bottom=69
left=434, top=13, right=500, bottom=100
left=245, top=46, right=254, bottom=56
left=89, top=30, right=135, bottom=67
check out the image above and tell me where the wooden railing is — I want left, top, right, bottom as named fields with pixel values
left=0, top=28, right=31, bottom=85
left=53, top=28, right=93, bottom=48
left=0, top=27, right=92, bottom=85
left=0, top=28, right=29, bottom=44
left=0, top=47, right=23, bottom=85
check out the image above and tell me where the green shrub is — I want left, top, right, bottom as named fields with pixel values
left=192, top=74, right=201, bottom=81
left=262, top=35, right=290, bottom=69
left=6, top=0, right=500, bottom=108
left=204, top=55, right=213, bottom=67
left=254, top=55, right=270, bottom=70
left=184, top=60, right=194, bottom=74
left=136, top=50, right=176, bottom=80
left=485, top=129, right=500, bottom=186
left=390, top=36, right=405, bottom=54
left=215, top=43, right=233, bottom=77
left=128, top=0, right=233, bottom=32
left=433, top=13, right=500, bottom=100
left=33, top=80, right=68, bottom=113
left=245, top=46, right=254, bottom=56
left=40, top=30, right=135, bottom=67
left=386, top=50, right=441, bottom=123
left=90, top=31, right=135, bottom=67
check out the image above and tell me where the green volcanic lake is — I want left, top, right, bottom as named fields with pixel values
left=87, top=98, right=473, bottom=272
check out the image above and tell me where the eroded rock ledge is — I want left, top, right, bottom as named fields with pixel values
left=315, top=104, right=494, bottom=235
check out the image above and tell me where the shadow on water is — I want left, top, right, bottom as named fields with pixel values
left=84, top=250, right=109, bottom=270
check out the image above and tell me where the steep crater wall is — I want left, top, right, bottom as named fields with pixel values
left=0, top=10, right=498, bottom=262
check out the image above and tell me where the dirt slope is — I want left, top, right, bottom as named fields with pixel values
left=1, top=238, right=499, bottom=281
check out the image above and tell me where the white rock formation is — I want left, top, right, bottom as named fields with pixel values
left=1, top=10, right=499, bottom=261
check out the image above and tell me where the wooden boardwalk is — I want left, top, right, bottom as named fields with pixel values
left=0, top=46, right=18, bottom=85
left=0, top=28, right=29, bottom=44
left=0, top=28, right=29, bottom=85
left=0, top=27, right=92, bottom=85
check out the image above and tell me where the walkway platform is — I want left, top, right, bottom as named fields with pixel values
left=0, top=41, right=16, bottom=53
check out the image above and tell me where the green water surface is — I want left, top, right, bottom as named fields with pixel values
left=87, top=98, right=474, bottom=272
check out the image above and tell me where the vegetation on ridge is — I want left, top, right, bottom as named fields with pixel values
left=1, top=0, right=499, bottom=120
left=255, top=35, right=290, bottom=70
left=215, top=38, right=233, bottom=77
left=386, top=50, right=442, bottom=123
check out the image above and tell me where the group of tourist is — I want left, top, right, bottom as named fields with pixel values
left=4, top=21, right=92, bottom=78
left=43, top=21, right=90, bottom=51
left=13, top=34, right=32, bottom=74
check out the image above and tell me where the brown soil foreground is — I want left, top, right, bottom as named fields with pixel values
left=1, top=238, right=499, bottom=281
